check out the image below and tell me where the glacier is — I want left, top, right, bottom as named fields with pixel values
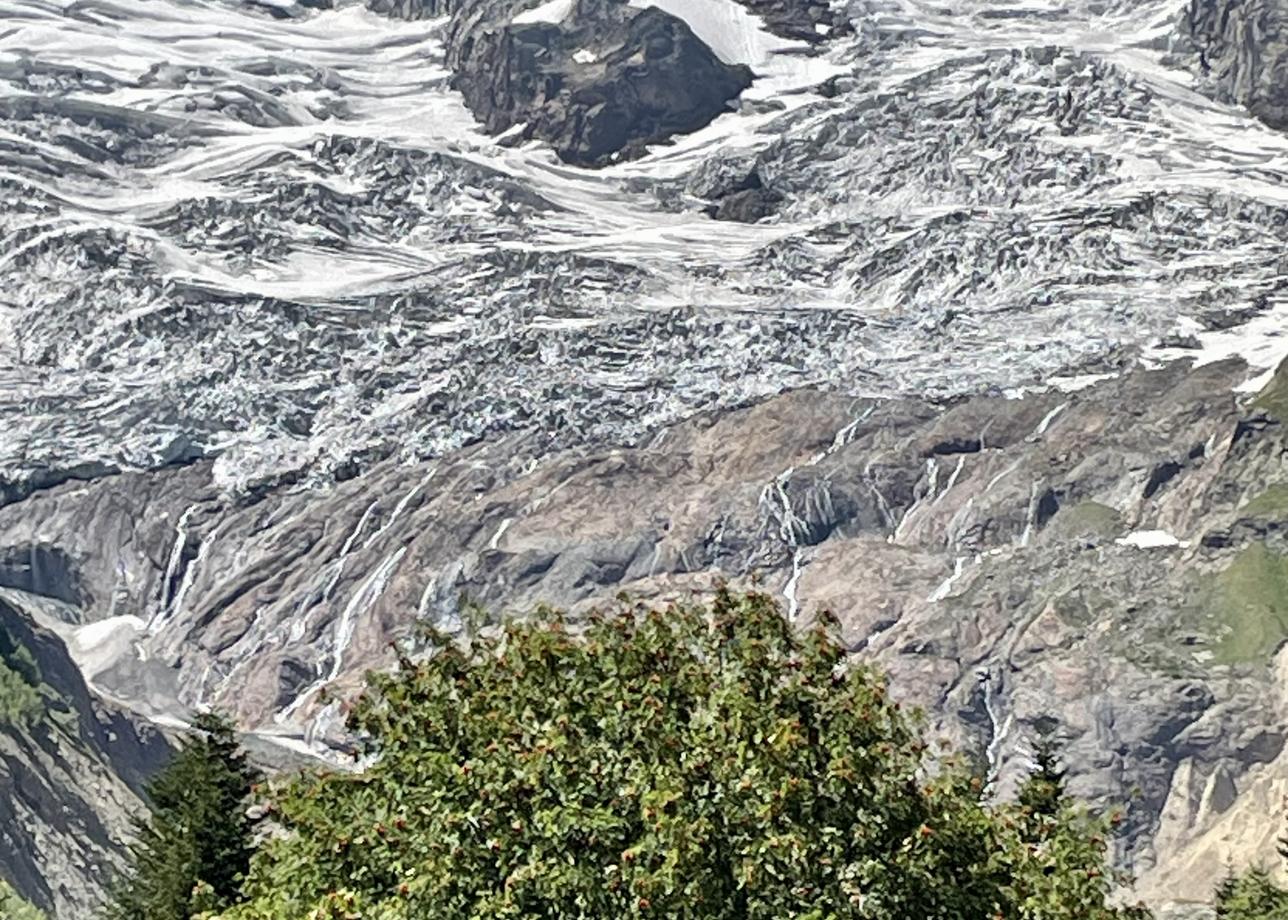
left=3, top=0, right=1288, bottom=499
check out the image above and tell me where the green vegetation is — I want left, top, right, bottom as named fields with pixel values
left=1253, top=357, right=1288, bottom=422
left=1208, top=543, right=1288, bottom=665
left=1217, top=868, right=1288, bottom=919
left=204, top=590, right=1146, bottom=920
left=0, top=879, right=46, bottom=920
left=1018, top=723, right=1067, bottom=823
left=1046, top=501, right=1123, bottom=543
left=1242, top=485, right=1288, bottom=519
left=0, top=623, right=44, bottom=726
left=106, top=712, right=261, bottom=920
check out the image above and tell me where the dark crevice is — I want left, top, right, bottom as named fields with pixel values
left=1143, top=460, right=1183, bottom=499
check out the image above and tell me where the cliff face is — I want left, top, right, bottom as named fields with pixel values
left=0, top=592, right=170, bottom=919
left=1177, top=0, right=1288, bottom=128
left=6, top=357, right=1288, bottom=907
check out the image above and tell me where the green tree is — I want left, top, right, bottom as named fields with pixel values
left=0, top=624, right=45, bottom=726
left=217, top=589, right=1147, bottom=920
left=0, top=879, right=46, bottom=920
left=1208, top=813, right=1288, bottom=918
left=1215, top=868, right=1288, bottom=919
left=107, top=712, right=260, bottom=920
left=999, top=719, right=1149, bottom=919
left=1018, top=720, right=1068, bottom=823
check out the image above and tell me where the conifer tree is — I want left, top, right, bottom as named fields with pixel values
left=107, top=712, right=260, bottom=920
left=1019, top=719, right=1069, bottom=823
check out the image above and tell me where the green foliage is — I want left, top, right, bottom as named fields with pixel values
left=1215, top=869, right=1288, bottom=919
left=1208, top=543, right=1288, bottom=664
left=107, top=712, right=261, bottom=920
left=1017, top=722, right=1068, bottom=824
left=217, top=590, right=1146, bottom=920
left=1008, top=724, right=1147, bottom=920
left=1241, top=485, right=1288, bottom=520
left=0, top=879, right=46, bottom=920
left=0, top=624, right=44, bottom=726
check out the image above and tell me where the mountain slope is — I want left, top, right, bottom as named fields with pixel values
left=0, top=592, right=170, bottom=918
left=8, top=0, right=1288, bottom=913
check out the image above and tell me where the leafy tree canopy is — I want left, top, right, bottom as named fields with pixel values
left=215, top=589, right=1146, bottom=920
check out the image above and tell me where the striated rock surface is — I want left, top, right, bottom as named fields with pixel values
left=0, top=592, right=170, bottom=919
left=8, top=357, right=1288, bottom=910
left=1176, top=0, right=1288, bottom=129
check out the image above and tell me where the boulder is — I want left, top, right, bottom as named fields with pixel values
left=442, top=0, right=754, bottom=165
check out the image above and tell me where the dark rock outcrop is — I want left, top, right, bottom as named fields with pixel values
left=687, top=158, right=784, bottom=223
left=438, top=0, right=754, bottom=165
left=732, top=0, right=843, bottom=42
left=1176, top=0, right=1288, bottom=129
left=0, top=594, right=170, bottom=919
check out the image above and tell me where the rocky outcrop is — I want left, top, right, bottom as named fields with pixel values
left=11, top=357, right=1288, bottom=908
left=687, top=157, right=783, bottom=222
left=0, top=592, right=170, bottom=919
left=1176, top=0, right=1288, bottom=129
left=731, top=0, right=843, bottom=42
left=242, top=0, right=332, bottom=17
left=427, top=0, right=753, bottom=164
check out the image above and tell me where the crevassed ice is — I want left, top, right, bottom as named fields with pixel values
left=2, top=0, right=1288, bottom=496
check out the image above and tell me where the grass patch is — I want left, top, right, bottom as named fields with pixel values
left=1046, top=501, right=1122, bottom=542
left=1253, top=357, right=1288, bottom=421
left=0, top=880, right=44, bottom=920
left=1242, top=484, right=1288, bottom=518
left=1208, top=543, right=1288, bottom=665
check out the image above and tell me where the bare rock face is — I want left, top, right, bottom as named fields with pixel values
left=1177, top=0, right=1288, bottom=129
left=441, top=0, right=753, bottom=165
left=729, top=0, right=843, bottom=41
left=0, top=593, right=170, bottom=919
left=12, top=358, right=1288, bottom=911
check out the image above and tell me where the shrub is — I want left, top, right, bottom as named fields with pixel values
left=0, top=879, right=46, bottom=920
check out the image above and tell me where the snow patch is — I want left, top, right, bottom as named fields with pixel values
left=1116, top=530, right=1188, bottom=549
left=514, top=0, right=574, bottom=25
left=1148, top=300, right=1288, bottom=394
left=68, top=616, right=146, bottom=681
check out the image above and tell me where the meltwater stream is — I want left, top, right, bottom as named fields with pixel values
left=5, top=0, right=1288, bottom=497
